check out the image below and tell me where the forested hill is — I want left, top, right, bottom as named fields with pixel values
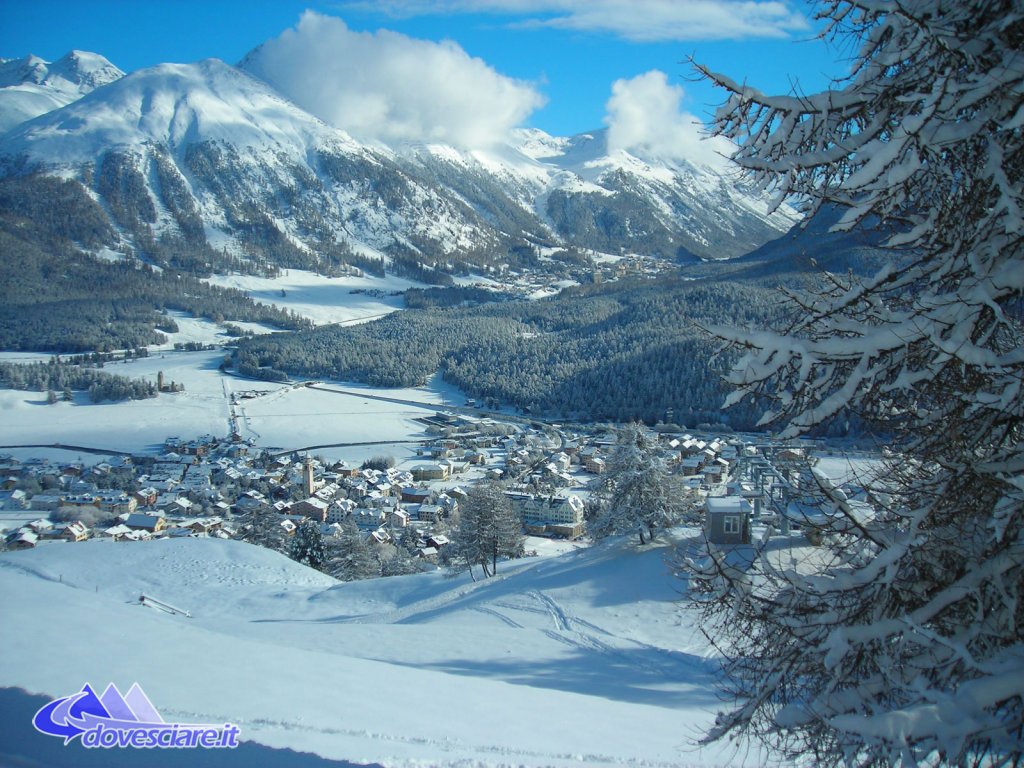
left=235, top=276, right=792, bottom=429
left=0, top=174, right=312, bottom=353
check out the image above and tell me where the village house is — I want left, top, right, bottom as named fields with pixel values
left=28, top=494, right=63, bottom=512
left=96, top=492, right=138, bottom=516
left=352, top=508, right=386, bottom=529
left=61, top=520, right=90, bottom=542
left=289, top=497, right=329, bottom=522
left=134, top=487, right=159, bottom=507
left=7, top=529, right=38, bottom=549
left=411, top=463, right=450, bottom=482
left=101, top=523, right=135, bottom=541
left=123, top=513, right=167, bottom=534
left=0, top=489, right=29, bottom=509
left=185, top=517, right=223, bottom=535
left=415, top=504, right=442, bottom=523
left=401, top=487, right=433, bottom=505
left=704, top=496, right=752, bottom=545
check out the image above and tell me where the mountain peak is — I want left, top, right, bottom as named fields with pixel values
left=1, top=57, right=354, bottom=161
left=0, top=50, right=122, bottom=91
left=0, top=50, right=124, bottom=135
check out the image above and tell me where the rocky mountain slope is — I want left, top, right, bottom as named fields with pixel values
left=0, top=52, right=797, bottom=282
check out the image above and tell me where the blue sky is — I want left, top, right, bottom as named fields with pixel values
left=1, top=0, right=851, bottom=142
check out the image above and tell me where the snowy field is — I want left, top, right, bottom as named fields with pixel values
left=234, top=384, right=440, bottom=465
left=0, top=353, right=472, bottom=466
left=0, top=271, right=484, bottom=464
left=205, top=269, right=421, bottom=327
left=0, top=532, right=767, bottom=767
left=0, top=351, right=237, bottom=456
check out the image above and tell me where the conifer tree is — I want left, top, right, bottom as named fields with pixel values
left=687, top=2, right=1023, bottom=765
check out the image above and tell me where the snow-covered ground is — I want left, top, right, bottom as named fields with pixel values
left=0, top=532, right=767, bottom=767
left=813, top=454, right=886, bottom=487
left=234, top=384, right=434, bottom=465
left=0, top=349, right=470, bottom=466
left=0, top=351, right=236, bottom=455
left=205, top=270, right=420, bottom=327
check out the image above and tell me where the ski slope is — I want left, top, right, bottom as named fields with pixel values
left=0, top=534, right=767, bottom=767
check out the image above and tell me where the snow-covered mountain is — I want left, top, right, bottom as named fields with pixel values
left=0, top=50, right=123, bottom=135
left=0, top=52, right=796, bottom=280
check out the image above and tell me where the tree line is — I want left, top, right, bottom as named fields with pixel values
left=234, top=275, right=797, bottom=431
left=0, top=360, right=158, bottom=403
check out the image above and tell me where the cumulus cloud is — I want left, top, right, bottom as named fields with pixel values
left=343, top=0, right=809, bottom=41
left=241, top=11, right=545, bottom=149
left=604, top=70, right=735, bottom=168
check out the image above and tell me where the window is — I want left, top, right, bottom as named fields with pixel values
left=723, top=515, right=740, bottom=535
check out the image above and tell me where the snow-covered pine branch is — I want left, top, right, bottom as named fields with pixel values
left=688, top=1, right=1023, bottom=765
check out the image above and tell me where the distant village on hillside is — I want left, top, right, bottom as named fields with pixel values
left=1, top=410, right=876, bottom=572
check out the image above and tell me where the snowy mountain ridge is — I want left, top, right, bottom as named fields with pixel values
left=0, top=51, right=797, bottom=277
left=0, top=50, right=124, bottom=135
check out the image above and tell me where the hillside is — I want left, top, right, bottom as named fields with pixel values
left=0, top=535, right=760, bottom=767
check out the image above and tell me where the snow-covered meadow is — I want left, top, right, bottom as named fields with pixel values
left=0, top=350, right=468, bottom=466
left=205, top=269, right=419, bottom=327
left=0, top=271, right=471, bottom=466
left=0, top=532, right=766, bottom=767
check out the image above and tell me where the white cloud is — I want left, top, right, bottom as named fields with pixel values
left=241, top=11, right=545, bottom=149
left=604, top=70, right=735, bottom=167
left=343, top=0, right=809, bottom=41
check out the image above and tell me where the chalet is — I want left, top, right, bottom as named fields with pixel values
left=705, top=496, right=751, bottom=545
left=101, top=523, right=134, bottom=541
left=185, top=517, right=223, bottom=535
left=401, top=488, right=433, bottom=504
left=464, top=450, right=488, bottom=466
left=446, top=487, right=469, bottom=502
left=0, top=489, right=29, bottom=509
left=124, top=513, right=167, bottom=533
left=701, top=464, right=725, bottom=486
left=234, top=492, right=270, bottom=513
left=163, top=497, right=194, bottom=517
left=390, top=508, right=410, bottom=528
left=679, top=457, right=704, bottom=476
left=62, top=521, right=90, bottom=542
left=320, top=522, right=344, bottom=539
left=27, top=518, right=54, bottom=535
left=7, top=530, right=38, bottom=549
left=415, top=504, right=442, bottom=522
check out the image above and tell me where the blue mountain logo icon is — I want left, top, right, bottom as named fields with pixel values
left=32, top=683, right=239, bottom=750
